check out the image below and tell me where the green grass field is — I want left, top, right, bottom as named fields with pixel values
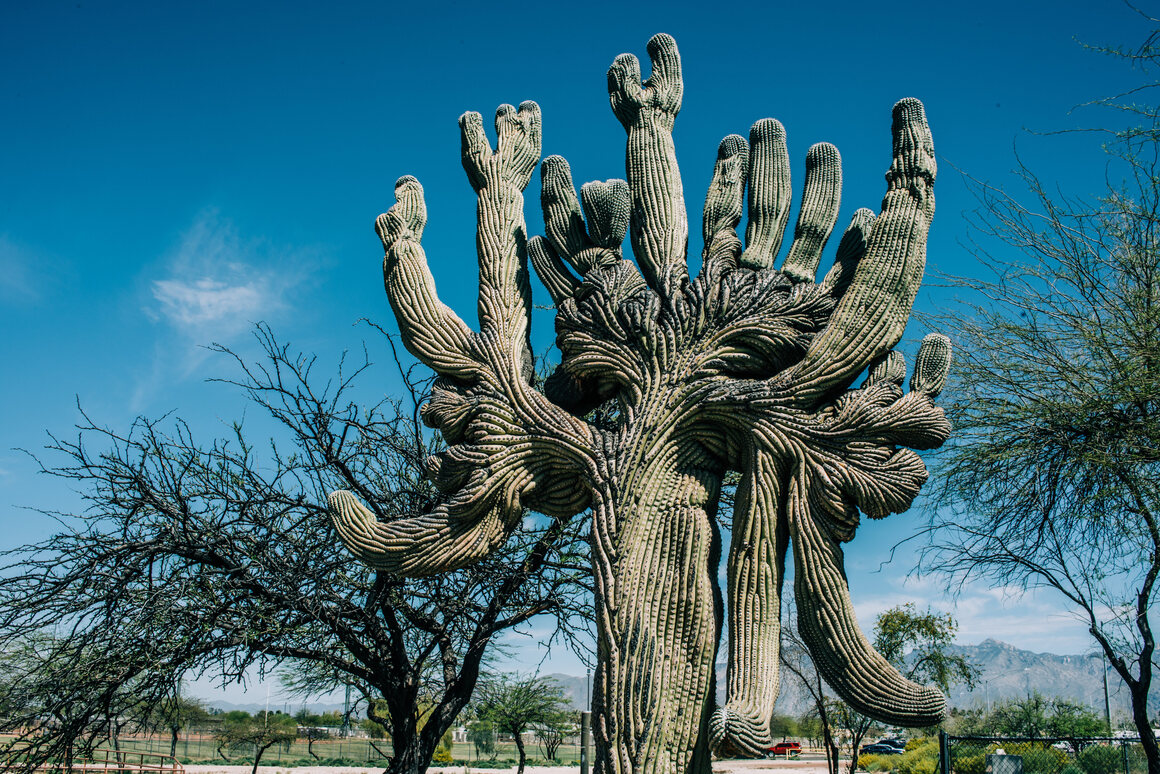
left=2, top=734, right=586, bottom=768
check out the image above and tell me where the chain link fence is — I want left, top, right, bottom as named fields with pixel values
left=940, top=734, right=1148, bottom=774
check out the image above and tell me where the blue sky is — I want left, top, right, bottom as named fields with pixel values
left=1, top=0, right=1151, bottom=704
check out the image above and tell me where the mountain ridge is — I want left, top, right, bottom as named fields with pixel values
left=188, top=639, right=1147, bottom=719
left=535, top=639, right=1147, bottom=717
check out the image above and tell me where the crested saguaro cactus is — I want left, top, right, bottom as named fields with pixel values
left=329, top=33, right=951, bottom=774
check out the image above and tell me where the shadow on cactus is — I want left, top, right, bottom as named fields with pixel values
left=328, top=32, right=950, bottom=774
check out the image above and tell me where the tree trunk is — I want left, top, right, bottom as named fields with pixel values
left=386, top=712, right=435, bottom=774
left=590, top=437, right=723, bottom=774
left=251, top=742, right=274, bottom=774
left=848, top=724, right=869, bottom=774
left=824, top=733, right=839, bottom=774
left=819, top=704, right=839, bottom=774
left=170, top=728, right=179, bottom=758
left=514, top=731, right=527, bottom=774
left=1129, top=684, right=1160, bottom=774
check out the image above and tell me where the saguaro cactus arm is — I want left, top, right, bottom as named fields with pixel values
left=788, top=336, right=952, bottom=726
left=329, top=104, right=597, bottom=577
left=692, top=95, right=947, bottom=749
left=608, top=33, right=688, bottom=292
left=709, top=448, right=790, bottom=758
left=779, top=99, right=937, bottom=406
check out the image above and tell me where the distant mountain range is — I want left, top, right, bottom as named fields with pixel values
left=538, top=639, right=1147, bottom=718
left=191, top=639, right=1147, bottom=719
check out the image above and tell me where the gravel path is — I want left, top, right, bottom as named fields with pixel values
left=184, top=760, right=838, bottom=774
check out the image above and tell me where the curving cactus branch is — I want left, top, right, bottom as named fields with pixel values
left=329, top=33, right=952, bottom=774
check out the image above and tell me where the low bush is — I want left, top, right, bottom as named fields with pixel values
left=859, top=753, right=896, bottom=771
left=896, top=738, right=940, bottom=774
left=1079, top=744, right=1122, bottom=774
left=1004, top=742, right=1069, bottom=774
left=955, top=751, right=986, bottom=774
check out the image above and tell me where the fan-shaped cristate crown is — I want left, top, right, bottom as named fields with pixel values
left=328, top=32, right=951, bottom=774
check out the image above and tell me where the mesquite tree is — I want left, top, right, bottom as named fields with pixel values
left=329, top=33, right=951, bottom=774
left=0, top=327, right=588, bottom=774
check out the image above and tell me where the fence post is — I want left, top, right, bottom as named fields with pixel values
left=1121, top=739, right=1130, bottom=774
left=939, top=730, right=950, bottom=774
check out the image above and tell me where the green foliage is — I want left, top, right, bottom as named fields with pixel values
left=952, top=695, right=1106, bottom=739
left=954, top=751, right=986, bottom=774
left=533, top=710, right=573, bottom=761
left=1003, top=742, right=1069, bottom=774
left=894, top=738, right=939, bottom=774
left=152, top=696, right=209, bottom=732
left=948, top=707, right=991, bottom=737
left=797, top=713, right=823, bottom=746
left=874, top=604, right=979, bottom=693
left=468, top=719, right=497, bottom=759
left=292, top=708, right=343, bottom=727
left=472, top=673, right=570, bottom=741
left=858, top=753, right=897, bottom=772
left=431, top=746, right=454, bottom=765
left=770, top=713, right=800, bottom=738
left=473, top=673, right=570, bottom=774
left=215, top=710, right=298, bottom=751
left=359, top=715, right=387, bottom=739
left=1047, top=701, right=1107, bottom=739
left=1079, top=744, right=1124, bottom=774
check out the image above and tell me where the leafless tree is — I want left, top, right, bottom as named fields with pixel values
left=921, top=20, right=1160, bottom=774
left=0, top=324, right=591, bottom=774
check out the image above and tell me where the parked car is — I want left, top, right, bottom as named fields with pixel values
left=861, top=743, right=904, bottom=756
left=876, top=738, right=907, bottom=750
left=766, top=741, right=802, bottom=758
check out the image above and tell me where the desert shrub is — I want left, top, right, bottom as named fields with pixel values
left=1079, top=744, right=1123, bottom=774
left=431, top=747, right=453, bottom=765
left=955, top=751, right=987, bottom=774
left=859, top=753, right=896, bottom=771
left=1003, top=742, right=1068, bottom=774
left=896, top=739, right=940, bottom=774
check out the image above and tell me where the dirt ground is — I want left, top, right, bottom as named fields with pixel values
left=185, top=760, right=837, bottom=774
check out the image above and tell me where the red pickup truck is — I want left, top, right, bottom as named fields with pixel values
left=766, top=741, right=802, bottom=759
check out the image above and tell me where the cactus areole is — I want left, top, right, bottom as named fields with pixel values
left=329, top=33, right=951, bottom=774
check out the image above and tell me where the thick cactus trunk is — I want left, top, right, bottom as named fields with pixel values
left=711, top=449, right=789, bottom=756
left=332, top=31, right=952, bottom=774
left=591, top=437, right=721, bottom=774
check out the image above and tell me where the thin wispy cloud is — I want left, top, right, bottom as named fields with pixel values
left=0, top=235, right=43, bottom=303
left=852, top=576, right=1093, bottom=654
left=132, top=211, right=318, bottom=411
left=150, top=211, right=304, bottom=342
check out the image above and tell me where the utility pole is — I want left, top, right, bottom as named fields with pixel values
left=1102, top=653, right=1113, bottom=735
left=581, top=670, right=592, bottom=774
left=342, top=684, right=352, bottom=737
left=580, top=711, right=591, bottom=774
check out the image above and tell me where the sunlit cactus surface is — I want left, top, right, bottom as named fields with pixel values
left=329, top=32, right=951, bottom=774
